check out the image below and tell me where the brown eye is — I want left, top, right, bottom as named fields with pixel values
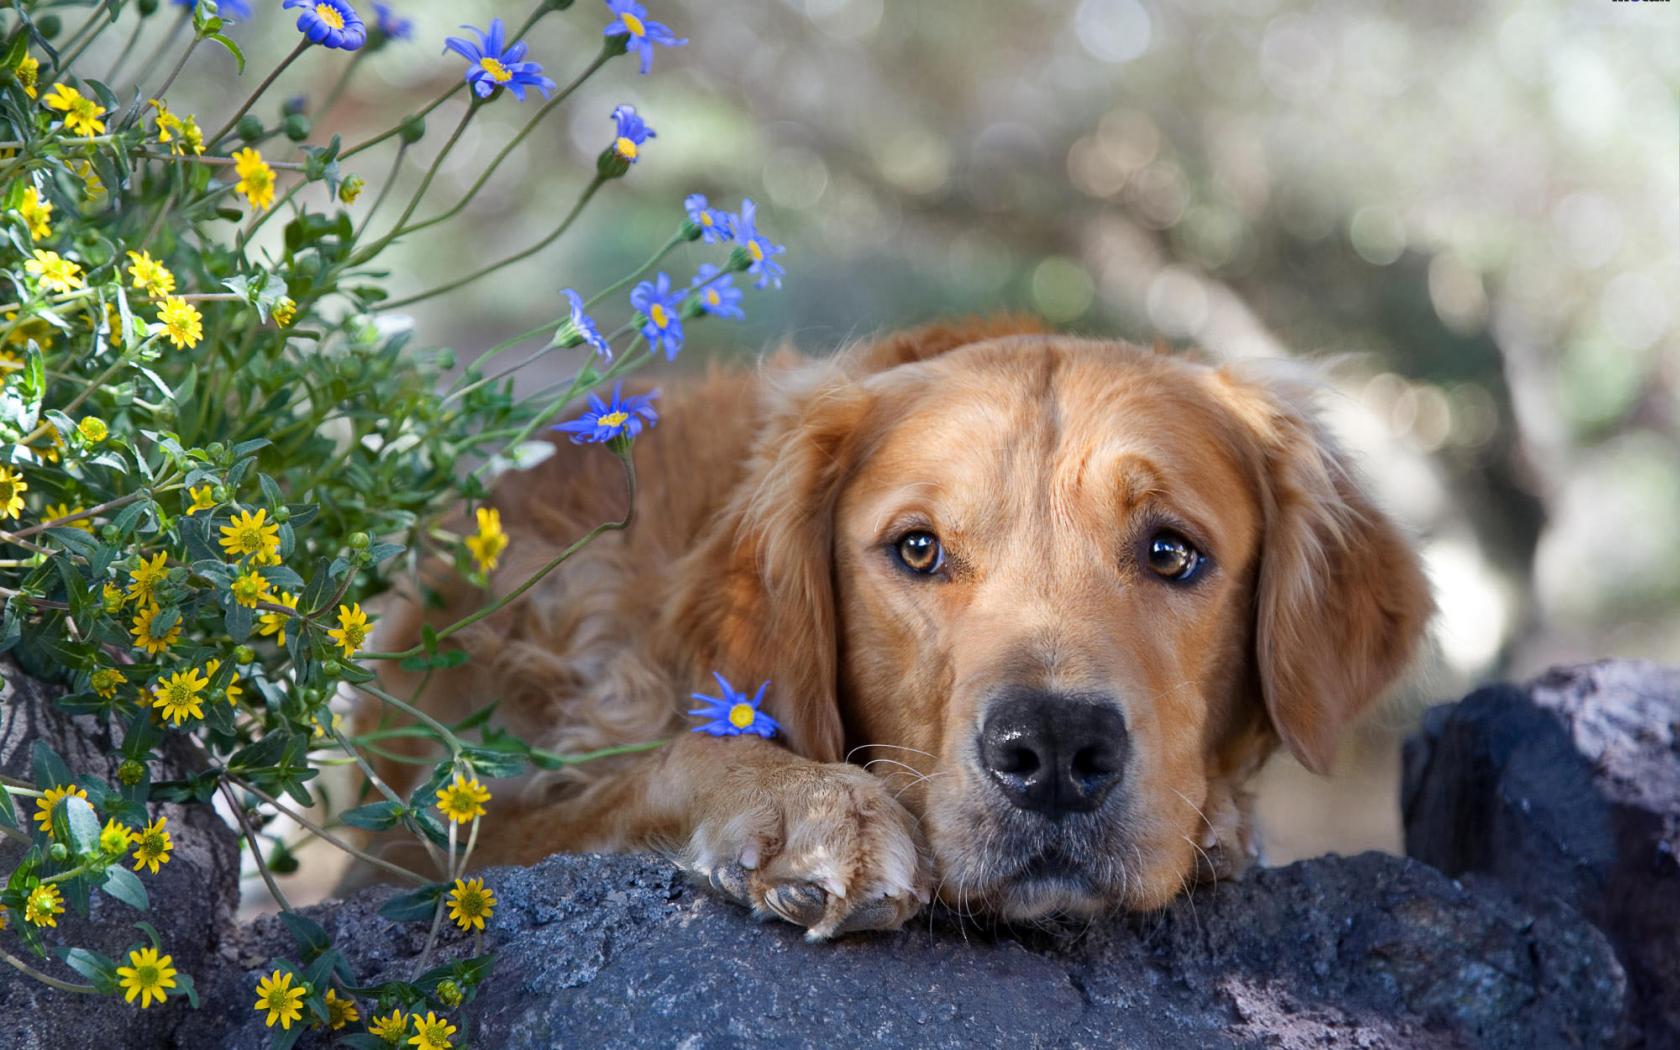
left=894, top=531, right=943, bottom=575
left=1146, top=531, right=1203, bottom=582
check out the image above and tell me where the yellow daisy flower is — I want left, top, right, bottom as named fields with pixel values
left=14, top=54, right=38, bottom=99
left=0, top=466, right=27, bottom=519
left=219, top=507, right=280, bottom=561
left=465, top=507, right=508, bottom=574
left=408, top=1011, right=456, bottom=1050
left=44, top=82, right=106, bottom=137
left=254, top=969, right=306, bottom=1030
left=101, top=581, right=126, bottom=613
left=18, top=186, right=52, bottom=240
left=32, top=424, right=64, bottom=464
left=205, top=658, right=244, bottom=705
left=132, top=816, right=172, bottom=874
left=229, top=569, right=272, bottom=609
left=368, top=1009, right=409, bottom=1043
left=130, top=603, right=182, bottom=656
left=127, top=550, right=170, bottom=604
left=257, top=590, right=300, bottom=647
left=126, top=250, right=176, bottom=297
left=33, top=783, right=88, bottom=837
left=435, top=774, right=490, bottom=824
left=447, top=877, right=497, bottom=932
left=116, top=946, right=177, bottom=1009
left=24, top=883, right=64, bottom=927
left=99, top=818, right=134, bottom=857
left=186, top=485, right=216, bottom=514
left=44, top=503, right=94, bottom=533
left=91, top=666, right=127, bottom=699
left=324, top=987, right=360, bottom=1030
left=78, top=416, right=109, bottom=443
left=327, top=602, right=372, bottom=658
left=25, top=249, right=85, bottom=293
left=152, top=667, right=208, bottom=726
left=155, top=296, right=203, bottom=349
left=233, top=147, right=277, bottom=211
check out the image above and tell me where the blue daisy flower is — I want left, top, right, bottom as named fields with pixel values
left=609, top=105, right=655, bottom=164
left=172, top=0, right=253, bottom=22
left=444, top=19, right=556, bottom=101
left=731, top=198, right=787, bottom=290
left=690, top=265, right=744, bottom=320
left=553, top=383, right=660, bottom=445
left=689, top=673, right=779, bottom=739
left=282, top=0, right=366, bottom=50
left=631, top=272, right=684, bottom=359
left=554, top=288, right=613, bottom=361
left=603, top=0, right=686, bottom=75
left=370, top=2, right=413, bottom=41
left=683, top=194, right=733, bottom=244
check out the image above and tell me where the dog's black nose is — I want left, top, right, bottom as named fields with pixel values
left=978, top=691, right=1129, bottom=816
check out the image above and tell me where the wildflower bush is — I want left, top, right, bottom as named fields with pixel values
left=0, top=0, right=784, bottom=1044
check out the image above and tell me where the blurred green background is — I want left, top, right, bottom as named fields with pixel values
left=90, top=0, right=1680, bottom=886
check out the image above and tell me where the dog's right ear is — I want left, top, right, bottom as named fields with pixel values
left=662, top=362, right=874, bottom=764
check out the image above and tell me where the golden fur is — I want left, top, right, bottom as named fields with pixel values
left=361, top=319, right=1433, bottom=938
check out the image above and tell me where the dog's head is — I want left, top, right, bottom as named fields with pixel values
left=679, top=321, right=1431, bottom=919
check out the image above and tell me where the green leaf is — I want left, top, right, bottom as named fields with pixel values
left=461, top=744, right=525, bottom=780
left=279, top=911, right=330, bottom=957
left=207, top=31, right=245, bottom=73
left=31, top=742, right=73, bottom=791
left=60, top=947, right=118, bottom=993
left=170, top=970, right=199, bottom=1008
left=377, top=882, right=446, bottom=923
left=102, top=866, right=149, bottom=911
left=44, top=526, right=102, bottom=560
left=339, top=801, right=403, bottom=831
left=53, top=796, right=101, bottom=856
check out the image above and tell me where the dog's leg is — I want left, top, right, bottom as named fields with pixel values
left=621, top=734, right=933, bottom=940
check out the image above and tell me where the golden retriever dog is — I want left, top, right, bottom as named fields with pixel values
left=365, top=318, right=1432, bottom=940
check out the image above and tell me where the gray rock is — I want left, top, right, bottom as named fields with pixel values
left=1403, top=659, right=1680, bottom=1049
left=0, top=662, right=242, bottom=1050
left=175, top=849, right=1624, bottom=1050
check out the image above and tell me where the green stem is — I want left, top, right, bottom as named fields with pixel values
left=381, top=175, right=607, bottom=310
left=210, top=38, right=310, bottom=146
left=0, top=948, right=99, bottom=995
left=54, top=4, right=117, bottom=78
left=150, top=34, right=202, bottom=102
left=352, top=99, right=481, bottom=265
left=359, top=449, right=636, bottom=661
left=584, top=230, right=687, bottom=310
left=219, top=779, right=295, bottom=913
left=393, top=45, right=614, bottom=241
left=353, top=140, right=408, bottom=241
left=227, top=774, right=432, bottom=886
left=129, top=10, right=191, bottom=93
left=338, top=82, right=463, bottom=161
left=351, top=680, right=464, bottom=755
left=314, top=49, right=365, bottom=122
left=104, top=14, right=150, bottom=85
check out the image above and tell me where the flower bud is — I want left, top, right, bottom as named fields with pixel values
left=212, top=485, right=228, bottom=501
left=234, top=645, right=256, bottom=663
left=543, top=0, right=576, bottom=9
left=339, top=175, right=365, bottom=204
left=399, top=116, right=426, bottom=144
left=206, top=441, right=226, bottom=461
left=436, top=980, right=463, bottom=1007
left=118, top=759, right=146, bottom=786
left=273, top=506, right=290, bottom=523
left=49, top=842, right=69, bottom=862
left=284, top=113, right=312, bottom=142
left=138, top=0, right=160, bottom=14
left=36, top=15, right=62, bottom=38
left=283, top=94, right=309, bottom=116
left=100, top=524, right=120, bottom=542
left=596, top=147, right=631, bottom=181
left=348, top=532, right=370, bottom=550
left=236, top=115, right=265, bottom=142
left=437, top=349, right=456, bottom=369
left=77, top=416, right=108, bottom=444
left=322, top=659, right=343, bottom=677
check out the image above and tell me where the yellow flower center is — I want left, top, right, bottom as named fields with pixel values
left=621, top=11, right=646, bottom=36
left=699, top=212, right=713, bottom=227
left=706, top=289, right=721, bottom=306
left=748, top=239, right=765, bottom=263
left=316, top=3, right=345, bottom=29
left=479, top=56, right=513, bottom=83
left=728, top=703, right=755, bottom=728
left=597, top=410, right=629, bottom=428
left=615, top=136, right=638, bottom=159
left=136, top=963, right=159, bottom=985
left=648, top=303, right=669, bottom=328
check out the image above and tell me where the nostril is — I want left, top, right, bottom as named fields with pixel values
left=998, top=745, right=1039, bottom=776
left=1071, top=745, right=1118, bottom=780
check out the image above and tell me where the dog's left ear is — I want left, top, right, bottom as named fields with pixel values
left=663, top=363, right=872, bottom=763
left=1214, top=368, right=1434, bottom=774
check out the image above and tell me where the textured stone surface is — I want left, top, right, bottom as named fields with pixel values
left=173, top=849, right=1624, bottom=1050
left=0, top=662, right=242, bottom=1050
left=1404, top=659, right=1680, bottom=1049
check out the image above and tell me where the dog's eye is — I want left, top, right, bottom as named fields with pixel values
left=1145, top=531, right=1203, bottom=582
left=894, top=531, right=944, bottom=575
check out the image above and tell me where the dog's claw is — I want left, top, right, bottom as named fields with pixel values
left=763, top=881, right=830, bottom=927
left=705, top=862, right=752, bottom=902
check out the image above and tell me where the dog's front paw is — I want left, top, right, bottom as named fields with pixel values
left=679, top=762, right=931, bottom=940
